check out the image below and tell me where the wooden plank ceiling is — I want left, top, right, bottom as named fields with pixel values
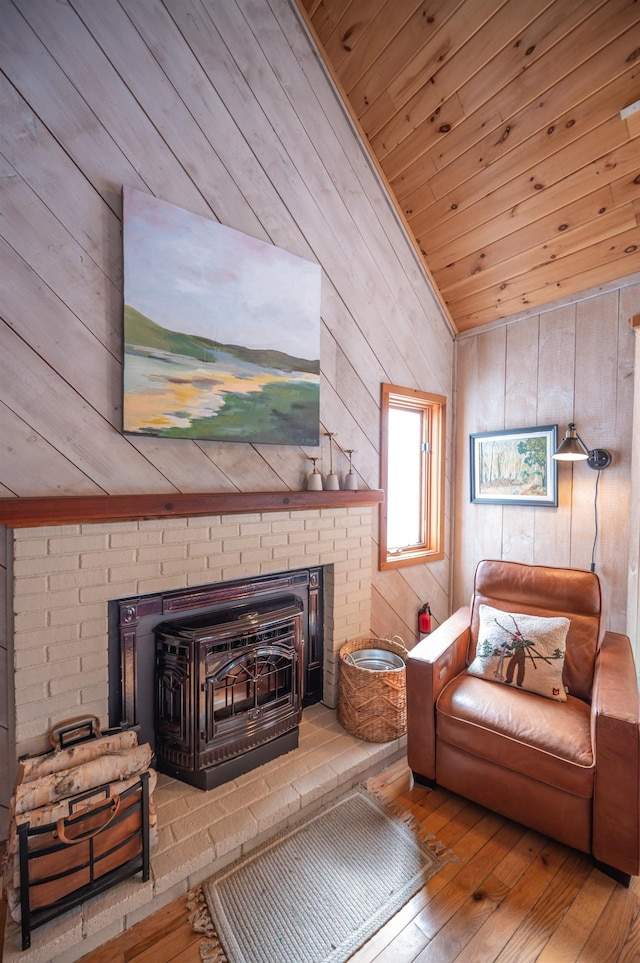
left=298, top=0, right=640, bottom=333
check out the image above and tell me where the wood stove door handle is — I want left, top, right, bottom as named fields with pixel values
left=55, top=795, right=121, bottom=845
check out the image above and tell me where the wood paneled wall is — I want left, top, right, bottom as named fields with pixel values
left=0, top=2, right=454, bottom=643
left=453, top=281, right=639, bottom=635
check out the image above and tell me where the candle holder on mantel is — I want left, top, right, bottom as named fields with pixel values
left=324, top=431, right=340, bottom=490
left=306, top=455, right=323, bottom=491
left=343, top=449, right=358, bottom=491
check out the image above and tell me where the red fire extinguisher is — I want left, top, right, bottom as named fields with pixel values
left=418, top=602, right=432, bottom=635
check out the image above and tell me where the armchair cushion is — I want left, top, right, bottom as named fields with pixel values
left=437, top=675, right=593, bottom=798
left=467, top=604, right=569, bottom=701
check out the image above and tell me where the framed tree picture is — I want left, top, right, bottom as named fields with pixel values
left=470, top=425, right=558, bottom=506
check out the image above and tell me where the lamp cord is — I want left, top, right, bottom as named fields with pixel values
left=591, top=470, right=601, bottom=572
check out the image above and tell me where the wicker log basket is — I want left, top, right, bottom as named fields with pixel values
left=337, top=636, right=408, bottom=743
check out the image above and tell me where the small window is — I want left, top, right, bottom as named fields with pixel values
left=379, top=383, right=446, bottom=570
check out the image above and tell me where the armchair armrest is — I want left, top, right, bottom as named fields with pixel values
left=592, top=631, right=640, bottom=878
left=406, top=607, right=470, bottom=782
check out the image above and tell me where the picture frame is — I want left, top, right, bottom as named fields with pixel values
left=470, top=425, right=558, bottom=506
left=121, top=187, right=321, bottom=445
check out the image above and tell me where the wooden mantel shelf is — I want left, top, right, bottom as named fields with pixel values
left=0, top=490, right=385, bottom=529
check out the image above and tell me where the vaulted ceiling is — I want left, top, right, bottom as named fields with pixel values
left=297, top=0, right=640, bottom=333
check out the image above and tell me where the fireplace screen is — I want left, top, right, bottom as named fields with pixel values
left=155, top=596, right=304, bottom=789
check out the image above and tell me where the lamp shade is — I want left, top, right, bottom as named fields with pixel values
left=553, top=424, right=588, bottom=461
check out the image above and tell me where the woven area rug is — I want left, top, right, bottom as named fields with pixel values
left=188, top=783, right=453, bottom=963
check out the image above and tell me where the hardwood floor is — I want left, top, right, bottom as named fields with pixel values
left=78, top=761, right=640, bottom=963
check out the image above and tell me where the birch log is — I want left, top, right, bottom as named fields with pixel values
left=17, top=730, right=140, bottom=784
left=14, top=744, right=153, bottom=814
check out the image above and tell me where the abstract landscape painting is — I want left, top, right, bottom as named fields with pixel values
left=122, top=188, right=321, bottom=444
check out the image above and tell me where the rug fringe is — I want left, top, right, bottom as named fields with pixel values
left=187, top=886, right=228, bottom=962
left=187, top=886, right=216, bottom=938
left=199, top=938, right=228, bottom=963
left=364, top=778, right=460, bottom=864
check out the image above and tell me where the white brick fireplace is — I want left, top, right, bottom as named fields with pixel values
left=8, top=505, right=375, bottom=763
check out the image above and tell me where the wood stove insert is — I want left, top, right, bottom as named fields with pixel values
left=155, top=595, right=304, bottom=789
left=109, top=567, right=323, bottom=789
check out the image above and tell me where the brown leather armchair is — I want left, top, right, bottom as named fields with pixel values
left=406, top=559, right=640, bottom=884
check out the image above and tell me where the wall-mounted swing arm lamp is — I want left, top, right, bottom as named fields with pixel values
left=553, top=423, right=611, bottom=573
left=553, top=423, right=612, bottom=470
